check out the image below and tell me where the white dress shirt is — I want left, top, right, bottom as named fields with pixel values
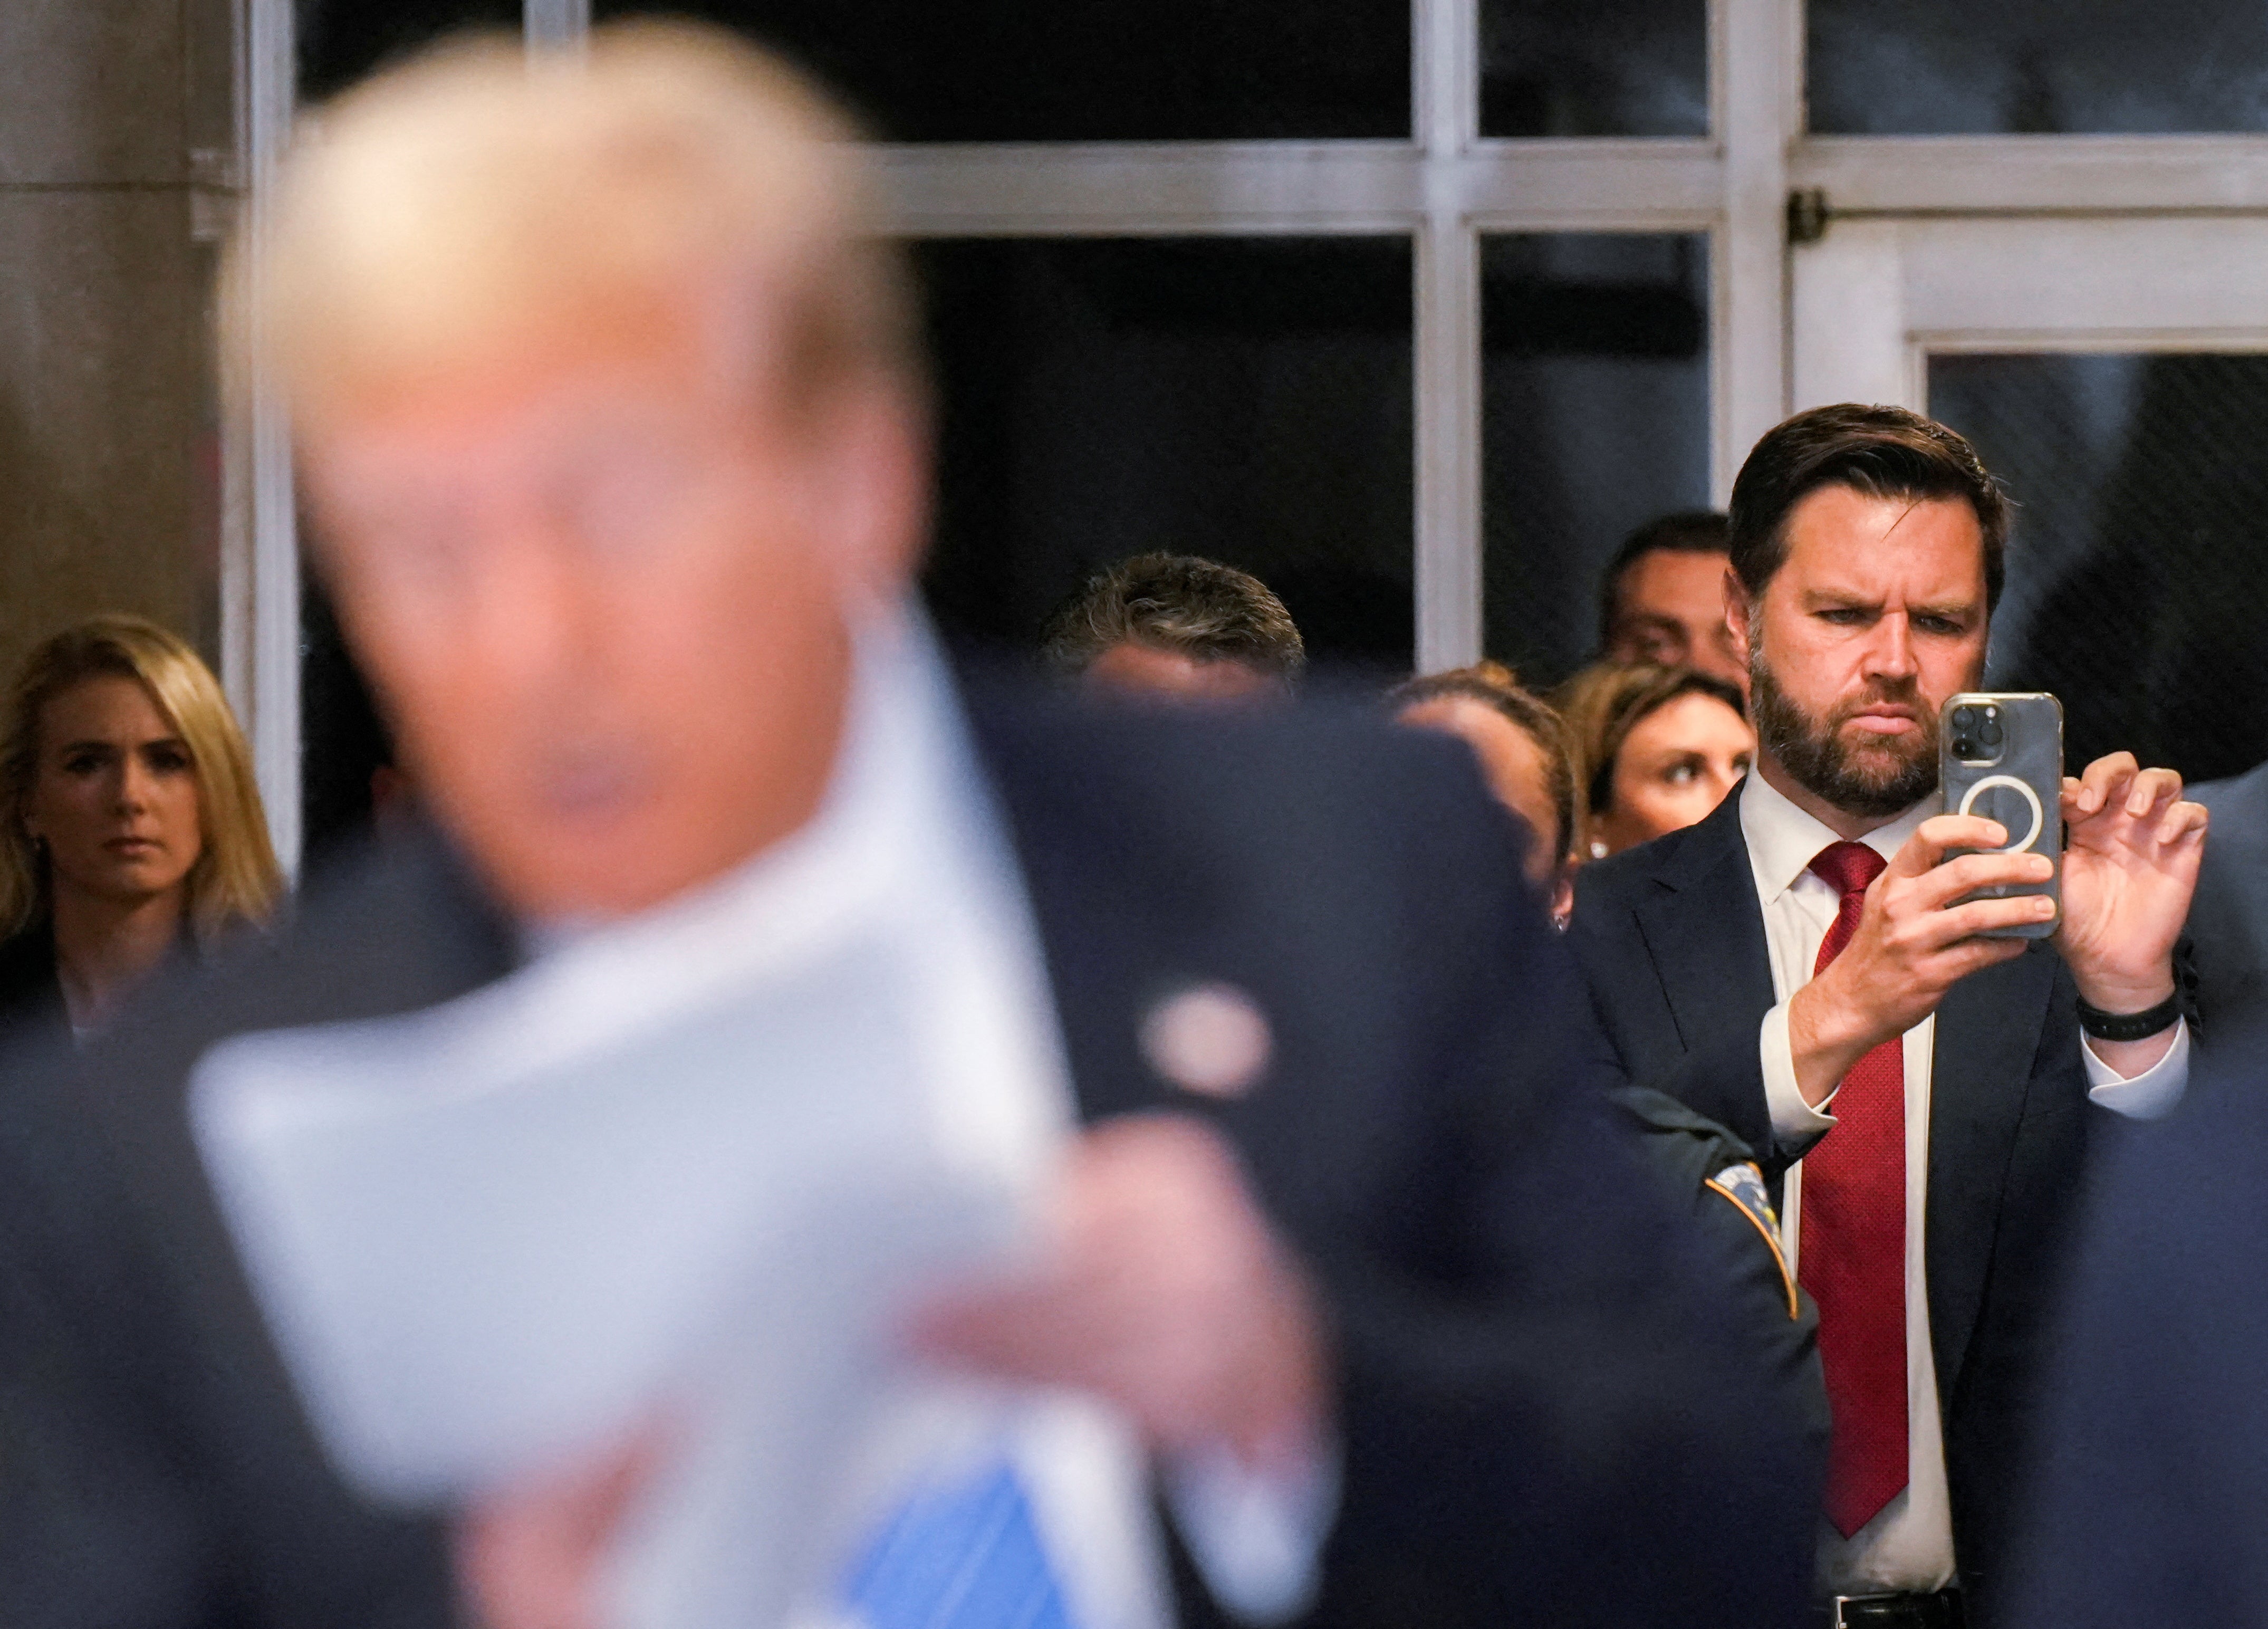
left=1740, top=771, right=2188, bottom=1596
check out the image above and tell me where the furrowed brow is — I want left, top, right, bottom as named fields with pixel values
left=1801, top=588, right=1881, bottom=611
left=1911, top=599, right=1982, bottom=623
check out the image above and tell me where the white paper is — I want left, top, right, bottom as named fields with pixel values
left=191, top=922, right=1043, bottom=1629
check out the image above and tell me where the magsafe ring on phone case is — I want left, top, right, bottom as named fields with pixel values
left=1956, top=773, right=2045, bottom=855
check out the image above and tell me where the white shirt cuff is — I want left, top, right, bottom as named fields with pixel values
left=1762, top=1000, right=1837, bottom=1155
left=1164, top=1436, right=1340, bottom=1625
left=2082, top=1016, right=2190, bottom=1120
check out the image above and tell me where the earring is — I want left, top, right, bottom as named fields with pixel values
left=1589, top=839, right=1608, bottom=859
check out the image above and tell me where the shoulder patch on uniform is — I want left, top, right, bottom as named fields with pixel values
left=1704, top=1161, right=1798, bottom=1320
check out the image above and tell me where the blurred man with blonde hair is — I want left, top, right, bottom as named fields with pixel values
left=0, top=25, right=1819, bottom=1629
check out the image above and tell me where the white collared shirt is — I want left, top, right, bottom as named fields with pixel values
left=1741, top=770, right=2188, bottom=1596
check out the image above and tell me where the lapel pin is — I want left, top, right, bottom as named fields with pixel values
left=1139, top=981, right=1272, bottom=1099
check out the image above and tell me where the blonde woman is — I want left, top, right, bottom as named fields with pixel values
left=1559, top=661, right=1754, bottom=862
left=0, top=615, right=282, bottom=1036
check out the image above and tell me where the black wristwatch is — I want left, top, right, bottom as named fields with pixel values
left=2075, top=990, right=2184, bottom=1043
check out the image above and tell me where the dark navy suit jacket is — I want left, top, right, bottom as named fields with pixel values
left=1565, top=787, right=2116, bottom=1625
left=0, top=686, right=1819, bottom=1629
left=2185, top=759, right=2268, bottom=1036
left=2005, top=1018, right=2268, bottom=1625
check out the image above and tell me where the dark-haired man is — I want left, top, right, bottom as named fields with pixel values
left=1569, top=403, right=2207, bottom=1627
left=1043, top=553, right=1304, bottom=703
left=1597, top=510, right=1745, bottom=689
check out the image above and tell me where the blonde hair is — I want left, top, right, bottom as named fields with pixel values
left=0, top=616, right=284, bottom=942
left=1556, top=662, right=1747, bottom=858
left=225, top=21, right=920, bottom=432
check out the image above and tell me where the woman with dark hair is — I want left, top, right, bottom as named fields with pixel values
left=0, top=615, right=283, bottom=1038
left=1560, top=662, right=1752, bottom=861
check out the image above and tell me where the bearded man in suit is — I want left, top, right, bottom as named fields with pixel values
left=1567, top=403, right=2207, bottom=1628
left=0, top=23, right=1820, bottom=1629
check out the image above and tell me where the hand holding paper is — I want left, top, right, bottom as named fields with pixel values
left=912, top=1115, right=1330, bottom=1473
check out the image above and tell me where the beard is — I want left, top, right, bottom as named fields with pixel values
left=1749, top=646, right=1942, bottom=819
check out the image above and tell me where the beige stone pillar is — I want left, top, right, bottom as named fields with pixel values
left=0, top=0, right=237, bottom=687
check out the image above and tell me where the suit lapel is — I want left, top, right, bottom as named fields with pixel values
left=958, top=688, right=1182, bottom=1128
left=1924, top=943, right=2057, bottom=1396
left=1629, top=792, right=1779, bottom=1143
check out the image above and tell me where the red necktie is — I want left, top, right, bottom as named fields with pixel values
left=1799, top=840, right=1908, bottom=1539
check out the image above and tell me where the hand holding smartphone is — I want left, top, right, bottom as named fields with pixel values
left=1938, top=692, right=2063, bottom=940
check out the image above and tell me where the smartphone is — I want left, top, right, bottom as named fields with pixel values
left=1939, top=692, right=2063, bottom=940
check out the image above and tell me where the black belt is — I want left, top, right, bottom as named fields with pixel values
left=1817, top=1587, right=1965, bottom=1629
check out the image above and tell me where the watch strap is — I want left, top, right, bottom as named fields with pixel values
left=2076, top=988, right=2183, bottom=1043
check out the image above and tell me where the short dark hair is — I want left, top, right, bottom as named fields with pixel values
left=1727, top=403, right=2008, bottom=614
left=1389, top=660, right=1574, bottom=869
left=1042, top=553, right=1306, bottom=681
left=1598, top=511, right=1731, bottom=647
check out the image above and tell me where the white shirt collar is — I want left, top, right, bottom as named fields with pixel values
left=1738, top=766, right=1934, bottom=904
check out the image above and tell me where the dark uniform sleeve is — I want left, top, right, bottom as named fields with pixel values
left=1292, top=828, right=1827, bottom=1629
left=1608, top=1085, right=1829, bottom=1467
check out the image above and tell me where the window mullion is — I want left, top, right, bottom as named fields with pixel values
left=524, top=0, right=592, bottom=50
left=1412, top=0, right=1484, bottom=670
left=1711, top=0, right=1802, bottom=504
left=228, top=0, right=303, bottom=875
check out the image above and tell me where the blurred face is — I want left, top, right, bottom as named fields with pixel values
left=302, top=306, right=923, bottom=922
left=1396, top=696, right=1563, bottom=892
left=24, top=676, right=204, bottom=911
left=1730, top=484, right=1988, bottom=825
left=1606, top=549, right=1745, bottom=689
left=1082, top=642, right=1285, bottom=705
left=1594, top=691, right=1754, bottom=856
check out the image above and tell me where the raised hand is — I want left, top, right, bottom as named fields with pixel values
left=2054, top=752, right=2208, bottom=1016
left=911, top=1114, right=1328, bottom=1473
left=1788, top=813, right=2049, bottom=1106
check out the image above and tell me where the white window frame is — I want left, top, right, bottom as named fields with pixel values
left=225, top=0, right=2268, bottom=869
left=1794, top=215, right=2268, bottom=413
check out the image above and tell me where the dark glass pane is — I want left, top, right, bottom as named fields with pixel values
left=917, top=238, right=1414, bottom=670
left=1933, top=353, right=2268, bottom=783
left=1812, top=0, right=2268, bottom=135
left=1482, top=0, right=1707, bottom=137
left=1482, top=234, right=1710, bottom=686
left=592, top=2, right=1407, bottom=141
left=300, top=575, right=395, bottom=867
left=296, top=0, right=521, bottom=865
left=298, top=0, right=521, bottom=102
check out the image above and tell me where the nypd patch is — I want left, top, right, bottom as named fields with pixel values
left=1705, top=1160, right=1798, bottom=1320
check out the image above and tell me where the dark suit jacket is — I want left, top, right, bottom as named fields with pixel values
left=1566, top=788, right=2114, bottom=1625
left=2185, top=760, right=2268, bottom=1036
left=0, top=928, right=66, bottom=1048
left=0, top=685, right=1819, bottom=1629
left=2004, top=1019, right=2268, bottom=1626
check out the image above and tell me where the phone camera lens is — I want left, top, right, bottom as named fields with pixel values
left=1979, top=720, right=2004, bottom=748
left=1953, top=737, right=1976, bottom=758
left=1952, top=705, right=1977, bottom=729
